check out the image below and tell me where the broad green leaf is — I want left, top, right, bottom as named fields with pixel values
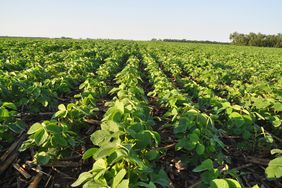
left=91, top=130, right=111, bottom=146
left=45, top=123, right=62, bottom=133
left=145, top=150, right=159, bottom=160
left=0, top=108, right=10, bottom=118
left=117, top=179, right=129, bottom=188
left=43, top=100, right=48, bottom=107
left=264, top=134, right=273, bottom=143
left=92, top=158, right=107, bottom=171
left=93, top=143, right=118, bottom=160
left=189, top=133, right=199, bottom=142
left=174, top=117, right=188, bottom=134
left=192, top=159, right=213, bottom=172
left=83, top=180, right=108, bottom=188
left=150, top=169, right=169, bottom=187
left=112, top=169, right=126, bottom=188
left=221, top=102, right=231, bottom=109
left=82, top=148, right=98, bottom=160
left=71, top=172, right=93, bottom=187
left=58, top=104, right=66, bottom=111
left=225, top=178, right=241, bottom=188
left=201, top=169, right=220, bottom=183
left=53, top=110, right=67, bottom=118
left=229, top=112, right=244, bottom=127
left=34, top=129, right=48, bottom=145
left=27, top=123, right=43, bottom=134
left=2, top=102, right=17, bottom=110
left=135, top=131, right=152, bottom=149
left=196, top=143, right=205, bottom=155
left=137, top=181, right=156, bottom=188
left=210, top=179, right=229, bottom=188
left=115, top=100, right=124, bottom=114
left=101, top=120, right=120, bottom=132
left=231, top=105, right=241, bottom=111
left=272, top=118, right=281, bottom=128
left=7, top=122, right=25, bottom=133
left=37, top=154, right=50, bottom=165
left=175, top=137, right=196, bottom=151
left=253, top=98, right=271, bottom=109
left=19, top=139, right=34, bottom=152
left=265, top=156, right=282, bottom=179
left=273, top=102, right=282, bottom=112
left=52, top=134, right=67, bottom=146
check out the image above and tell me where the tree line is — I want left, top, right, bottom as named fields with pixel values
left=151, top=38, right=229, bottom=45
left=230, top=32, right=282, bottom=48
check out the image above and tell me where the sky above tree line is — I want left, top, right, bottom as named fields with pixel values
left=0, top=0, right=281, bottom=42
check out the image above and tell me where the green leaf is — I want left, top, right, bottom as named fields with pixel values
left=83, top=180, right=108, bottom=188
left=7, top=122, right=25, bottom=133
left=264, top=134, right=273, bottom=143
left=117, top=179, right=129, bottom=188
left=53, top=110, right=67, bottom=118
left=137, top=182, right=156, bottom=188
left=229, top=112, right=244, bottom=127
left=52, top=134, right=67, bottom=146
left=221, top=102, right=231, bottom=109
left=196, top=143, right=205, bottom=155
left=192, top=159, right=213, bottom=172
left=271, top=149, right=282, bottom=155
left=265, top=156, right=282, bottom=179
left=28, top=123, right=43, bottom=134
left=43, top=100, right=48, bottom=107
left=272, top=118, right=281, bottom=128
left=101, top=120, right=120, bottom=132
left=93, top=143, right=118, bottom=160
left=45, top=123, right=62, bottom=133
left=0, top=108, right=10, bottom=118
left=145, top=150, right=159, bottom=160
left=90, top=130, right=111, bottom=146
left=34, top=129, right=48, bottom=145
left=83, top=148, right=98, bottom=160
left=112, top=169, right=126, bottom=188
left=2, top=102, right=17, bottom=110
left=253, top=98, right=271, bottom=109
left=175, top=137, right=196, bottom=151
left=92, top=158, right=107, bottom=171
left=201, top=169, right=220, bottom=183
left=273, top=102, right=282, bottom=112
left=19, top=139, right=34, bottom=152
left=231, top=105, right=241, bottom=111
left=115, top=100, right=124, bottom=114
left=150, top=169, right=169, bottom=187
left=189, top=133, right=199, bottom=142
left=71, top=172, right=93, bottom=187
left=135, top=131, right=152, bottom=149
left=225, top=178, right=241, bottom=188
left=174, top=117, right=188, bottom=134
left=37, top=154, right=50, bottom=165
left=210, top=179, right=229, bottom=188
left=58, top=104, right=66, bottom=111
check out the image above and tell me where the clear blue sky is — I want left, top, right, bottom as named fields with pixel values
left=0, top=0, right=281, bottom=42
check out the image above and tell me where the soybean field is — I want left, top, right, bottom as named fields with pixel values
left=0, top=38, right=282, bottom=188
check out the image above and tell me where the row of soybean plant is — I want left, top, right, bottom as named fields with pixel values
left=19, top=46, right=130, bottom=165
left=72, top=56, right=170, bottom=188
left=152, top=51, right=263, bottom=141
left=142, top=52, right=242, bottom=188
left=154, top=50, right=282, bottom=181
left=164, top=47, right=282, bottom=131
left=0, top=45, right=113, bottom=151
